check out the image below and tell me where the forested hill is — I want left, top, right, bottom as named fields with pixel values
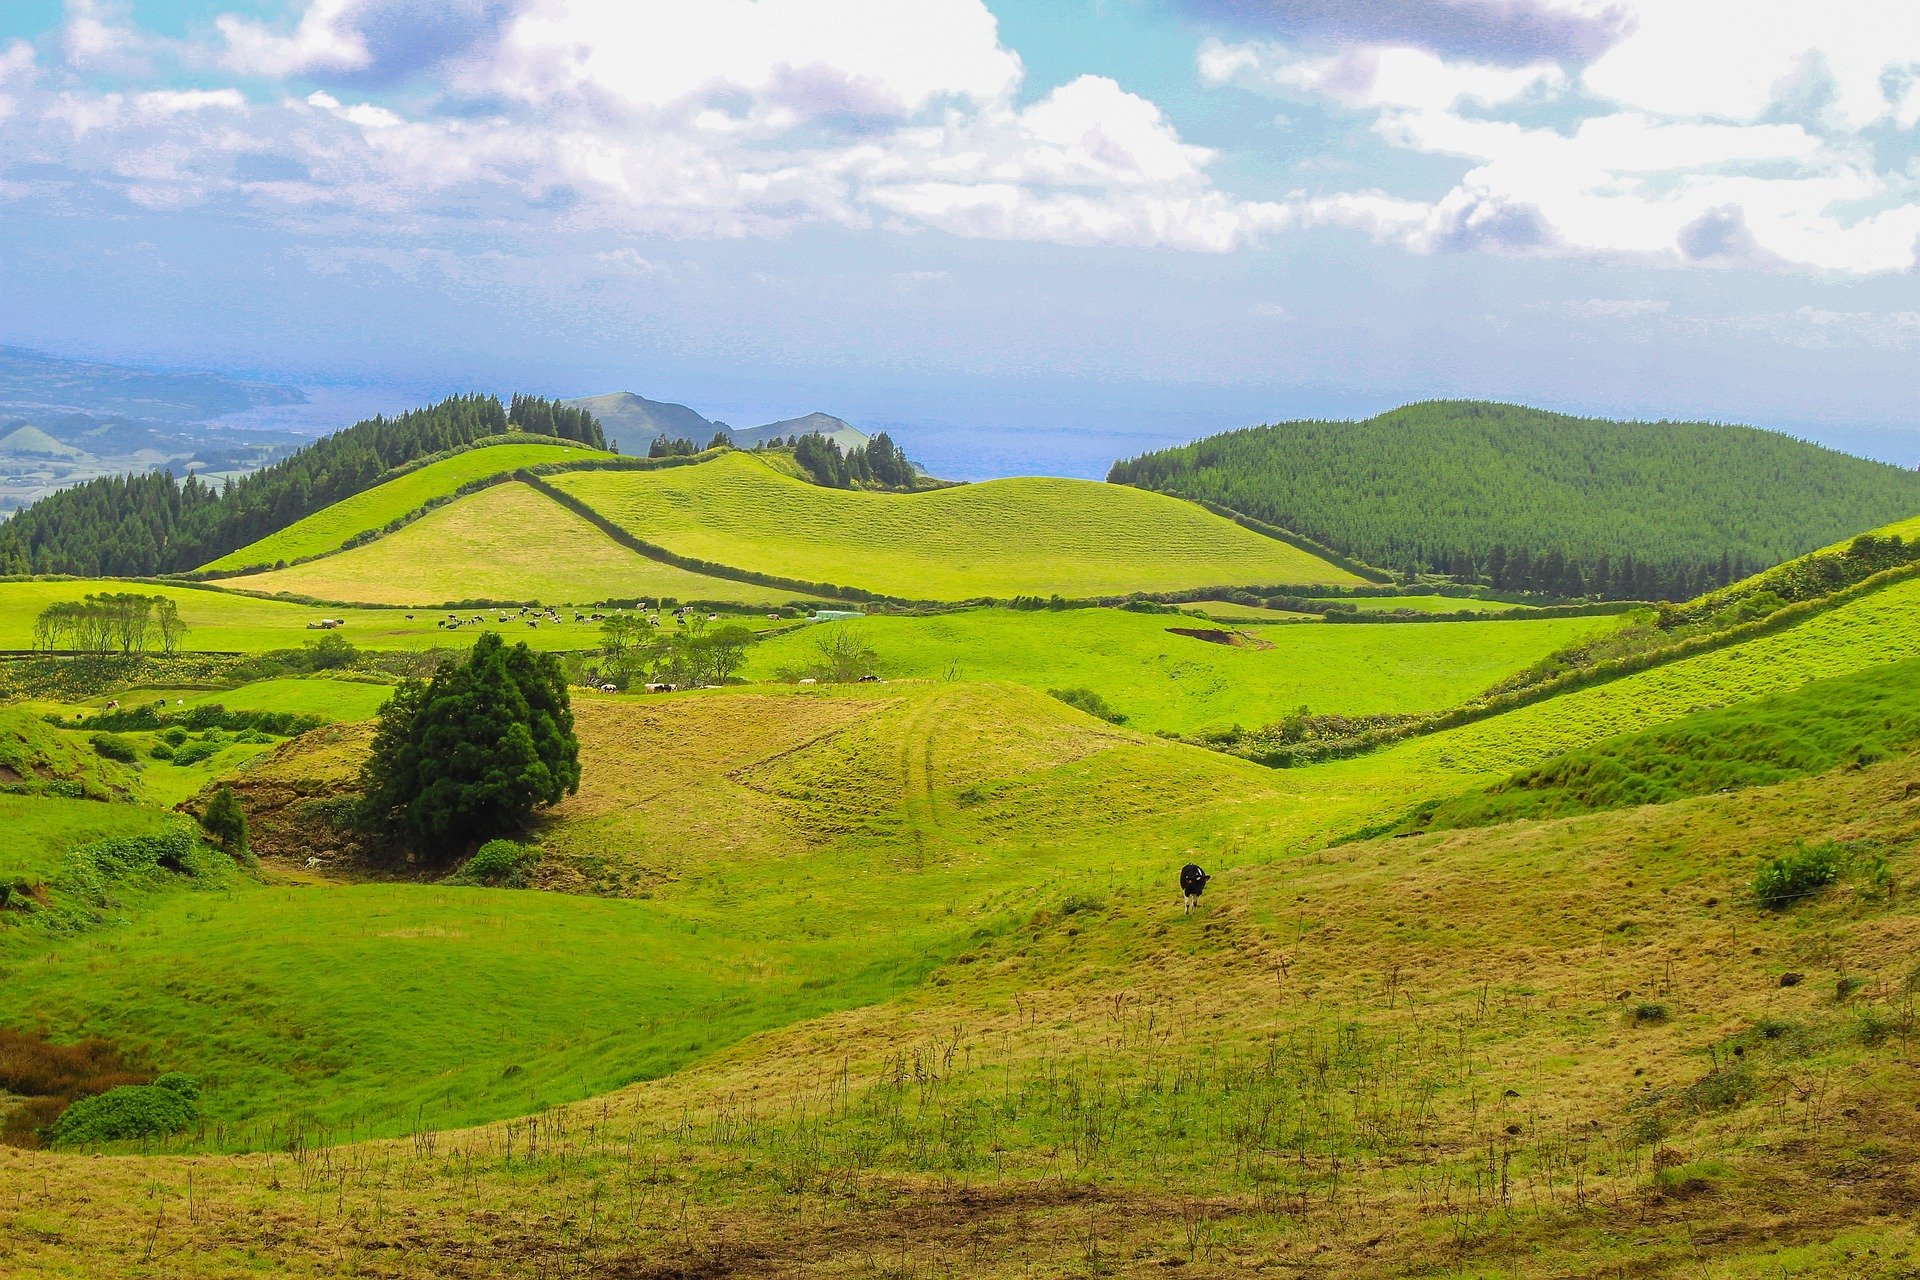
left=1108, top=401, right=1920, bottom=601
left=0, top=394, right=603, bottom=577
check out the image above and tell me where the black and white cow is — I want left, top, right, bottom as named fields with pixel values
left=1180, top=863, right=1210, bottom=914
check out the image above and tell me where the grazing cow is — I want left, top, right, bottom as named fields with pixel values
left=599, top=682, right=618, bottom=692
left=104, top=699, right=120, bottom=710
left=1180, top=863, right=1211, bottom=915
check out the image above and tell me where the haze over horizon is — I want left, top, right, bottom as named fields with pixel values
left=3, top=1, right=1920, bottom=476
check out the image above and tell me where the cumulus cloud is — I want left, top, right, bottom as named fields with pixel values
left=4, top=0, right=1407, bottom=254
left=1202, top=0, right=1920, bottom=274
left=1177, top=0, right=1634, bottom=66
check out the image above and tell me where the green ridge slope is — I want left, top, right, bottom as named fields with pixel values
left=549, top=450, right=1363, bottom=600
left=223, top=481, right=788, bottom=606
left=203, top=438, right=612, bottom=572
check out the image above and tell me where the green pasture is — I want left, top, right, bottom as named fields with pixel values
left=224, top=482, right=791, bottom=608
left=127, top=677, right=396, bottom=721
left=549, top=450, right=1363, bottom=600
left=0, top=580, right=781, bottom=654
left=0, top=794, right=175, bottom=884
left=744, top=606, right=1621, bottom=736
left=0, top=682, right=1273, bottom=1144
left=202, top=439, right=613, bottom=572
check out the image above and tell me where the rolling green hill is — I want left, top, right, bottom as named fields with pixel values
left=1110, top=400, right=1920, bottom=600
left=221, top=480, right=789, bottom=606
left=548, top=449, right=1363, bottom=600
left=203, top=439, right=613, bottom=572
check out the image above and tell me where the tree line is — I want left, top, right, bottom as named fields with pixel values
left=1108, top=400, right=1920, bottom=602
left=646, top=430, right=917, bottom=489
left=597, top=613, right=753, bottom=688
left=0, top=394, right=605, bottom=577
left=31, top=593, right=188, bottom=655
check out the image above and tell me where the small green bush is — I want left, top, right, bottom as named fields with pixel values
left=454, top=839, right=542, bottom=888
left=147, top=742, right=175, bottom=761
left=1753, top=842, right=1844, bottom=911
left=89, top=733, right=138, bottom=763
left=170, top=739, right=222, bottom=767
left=151, top=1072, right=201, bottom=1101
left=1047, top=687, right=1128, bottom=725
left=51, top=1083, right=197, bottom=1146
left=161, top=726, right=188, bottom=747
left=1630, top=1003, right=1670, bottom=1025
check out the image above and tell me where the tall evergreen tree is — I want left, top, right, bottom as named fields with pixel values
left=358, top=634, right=580, bottom=853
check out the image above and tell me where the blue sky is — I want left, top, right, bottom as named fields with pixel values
left=3, top=0, right=1920, bottom=476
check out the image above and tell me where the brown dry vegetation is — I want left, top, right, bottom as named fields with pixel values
left=4, top=745, right=1918, bottom=1276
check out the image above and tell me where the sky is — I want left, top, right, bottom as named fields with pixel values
left=2, top=0, right=1920, bottom=476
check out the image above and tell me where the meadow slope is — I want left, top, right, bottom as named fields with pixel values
left=548, top=450, right=1364, bottom=599
left=4, top=696, right=1919, bottom=1276
left=222, top=481, right=791, bottom=607
left=747, top=607, right=1621, bottom=735
left=201, top=438, right=613, bottom=572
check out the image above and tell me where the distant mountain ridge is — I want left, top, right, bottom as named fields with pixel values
left=0, top=346, right=311, bottom=510
left=562, top=391, right=870, bottom=455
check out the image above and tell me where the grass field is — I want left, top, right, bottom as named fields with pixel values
left=9, top=488, right=1920, bottom=1277
left=744, top=607, right=1621, bottom=735
left=0, top=579, right=771, bottom=654
left=0, top=794, right=176, bottom=883
left=172, top=677, right=397, bottom=720
left=549, top=450, right=1364, bottom=599
left=5, top=692, right=1919, bottom=1275
left=201, top=439, right=613, bottom=572
left=223, top=482, right=791, bottom=607
left=0, top=683, right=1275, bottom=1142
left=1337, top=593, right=1535, bottom=613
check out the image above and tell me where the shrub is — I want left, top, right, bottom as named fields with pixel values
left=200, top=785, right=248, bottom=856
left=89, top=732, right=137, bottom=763
left=1047, top=687, right=1128, bottom=725
left=169, top=739, right=222, bottom=767
left=1630, top=1003, right=1670, bottom=1025
left=1752, top=842, right=1844, bottom=911
left=147, top=742, right=175, bottom=761
left=51, top=1083, right=197, bottom=1146
left=161, top=726, right=188, bottom=747
left=151, top=1072, right=201, bottom=1101
left=301, top=632, right=360, bottom=671
left=454, top=839, right=543, bottom=888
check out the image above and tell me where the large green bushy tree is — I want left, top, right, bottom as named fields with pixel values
left=358, top=633, right=580, bottom=853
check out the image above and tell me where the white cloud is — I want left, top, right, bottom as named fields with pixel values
left=217, top=0, right=371, bottom=76
left=1202, top=38, right=1564, bottom=112
left=1202, top=1, right=1920, bottom=274
left=4, top=0, right=1408, bottom=255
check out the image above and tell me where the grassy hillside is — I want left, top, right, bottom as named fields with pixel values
left=223, top=481, right=790, bottom=606
left=202, top=439, right=612, bottom=572
left=0, top=683, right=1278, bottom=1141
left=1394, top=657, right=1920, bottom=834
left=745, top=607, right=1620, bottom=736
left=0, top=794, right=178, bottom=884
left=549, top=450, right=1363, bottom=600
left=5, top=685, right=1920, bottom=1273
left=1111, top=400, right=1920, bottom=599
